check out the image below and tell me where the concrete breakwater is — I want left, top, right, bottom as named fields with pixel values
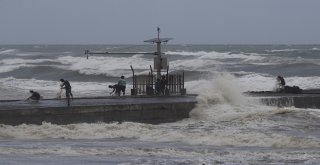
left=2, top=92, right=319, bottom=126
left=247, top=92, right=320, bottom=109
left=260, top=95, right=320, bottom=109
left=0, top=95, right=197, bottom=125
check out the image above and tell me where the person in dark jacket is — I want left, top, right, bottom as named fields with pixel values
left=160, top=75, right=167, bottom=95
left=27, top=90, right=41, bottom=101
left=277, top=75, right=286, bottom=91
left=60, top=79, right=73, bottom=99
left=155, top=78, right=161, bottom=95
left=108, top=84, right=121, bottom=95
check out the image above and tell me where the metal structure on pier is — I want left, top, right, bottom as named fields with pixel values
left=85, top=28, right=186, bottom=96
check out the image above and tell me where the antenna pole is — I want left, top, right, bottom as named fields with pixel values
left=156, top=27, right=161, bottom=78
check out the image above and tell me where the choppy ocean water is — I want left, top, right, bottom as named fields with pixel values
left=0, top=45, right=320, bottom=164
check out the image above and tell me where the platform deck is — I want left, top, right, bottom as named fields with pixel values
left=0, top=95, right=197, bottom=125
left=0, top=95, right=197, bottom=110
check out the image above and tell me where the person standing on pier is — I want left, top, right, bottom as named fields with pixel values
left=117, top=76, right=126, bottom=96
left=60, top=79, right=73, bottom=100
left=155, top=78, right=162, bottom=95
left=160, top=75, right=167, bottom=95
left=276, top=75, right=285, bottom=92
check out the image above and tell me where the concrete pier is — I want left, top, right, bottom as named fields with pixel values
left=246, top=92, right=320, bottom=109
left=0, top=95, right=197, bottom=125
left=260, top=95, right=320, bottom=109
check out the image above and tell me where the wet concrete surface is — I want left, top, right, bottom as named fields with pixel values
left=0, top=95, right=197, bottom=125
left=0, top=95, right=197, bottom=110
left=245, top=90, right=320, bottom=109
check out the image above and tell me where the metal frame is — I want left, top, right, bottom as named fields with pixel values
left=85, top=28, right=186, bottom=96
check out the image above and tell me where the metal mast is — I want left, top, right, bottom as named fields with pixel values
left=144, top=27, right=172, bottom=78
left=156, top=27, right=162, bottom=78
left=85, top=27, right=172, bottom=78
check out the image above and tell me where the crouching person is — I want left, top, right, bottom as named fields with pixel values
left=26, top=90, right=41, bottom=102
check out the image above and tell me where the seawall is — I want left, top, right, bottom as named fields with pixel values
left=246, top=92, right=320, bottom=109
left=0, top=95, right=197, bottom=125
left=260, top=95, right=320, bottom=109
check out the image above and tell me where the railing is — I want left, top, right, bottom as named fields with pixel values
left=167, top=73, right=185, bottom=95
left=132, top=73, right=154, bottom=95
left=130, top=66, right=186, bottom=96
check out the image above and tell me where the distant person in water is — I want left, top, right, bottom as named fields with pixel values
left=117, top=76, right=126, bottom=96
left=60, top=79, right=73, bottom=99
left=27, top=90, right=41, bottom=101
left=277, top=75, right=285, bottom=91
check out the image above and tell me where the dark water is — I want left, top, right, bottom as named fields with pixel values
left=1, top=45, right=320, bottom=164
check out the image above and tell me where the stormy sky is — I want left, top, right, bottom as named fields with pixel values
left=1, top=0, right=319, bottom=44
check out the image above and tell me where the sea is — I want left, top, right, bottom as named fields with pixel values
left=0, top=44, right=320, bottom=164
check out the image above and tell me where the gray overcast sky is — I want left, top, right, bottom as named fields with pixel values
left=1, top=0, right=320, bottom=44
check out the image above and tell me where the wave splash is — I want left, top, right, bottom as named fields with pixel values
left=1, top=73, right=320, bottom=149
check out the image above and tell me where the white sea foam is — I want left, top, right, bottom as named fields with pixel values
left=183, top=74, right=320, bottom=148
left=1, top=111, right=319, bottom=149
left=14, top=52, right=44, bottom=56
left=184, top=73, right=273, bottom=94
left=236, top=72, right=315, bottom=96
left=0, top=58, right=58, bottom=73
left=1, top=73, right=319, bottom=149
left=4, top=50, right=320, bottom=78
left=166, top=50, right=265, bottom=61
left=0, top=55, right=152, bottom=76
left=2, top=70, right=320, bottom=100
left=0, top=58, right=56, bottom=65
left=0, top=77, right=115, bottom=99
left=266, top=49, right=298, bottom=53
left=184, top=72, right=320, bottom=95
left=0, top=143, right=318, bottom=164
left=0, top=77, right=60, bottom=91
left=188, top=73, right=257, bottom=120
left=0, top=145, right=202, bottom=158
left=1, top=51, right=320, bottom=150
left=0, top=64, right=31, bottom=73
left=170, top=59, right=220, bottom=71
left=0, top=146, right=319, bottom=165
left=166, top=51, right=266, bottom=71
left=236, top=74, right=320, bottom=91
left=165, top=51, right=206, bottom=56
left=166, top=51, right=268, bottom=71
left=287, top=76, right=320, bottom=89
left=0, top=49, right=43, bottom=56
left=0, top=49, right=18, bottom=54
left=56, top=56, right=152, bottom=77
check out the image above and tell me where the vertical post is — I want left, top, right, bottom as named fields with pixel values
left=182, top=70, right=184, bottom=89
left=149, top=65, right=153, bottom=75
left=130, top=65, right=136, bottom=95
left=130, top=65, right=135, bottom=86
left=181, top=70, right=186, bottom=95
left=156, top=27, right=161, bottom=78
